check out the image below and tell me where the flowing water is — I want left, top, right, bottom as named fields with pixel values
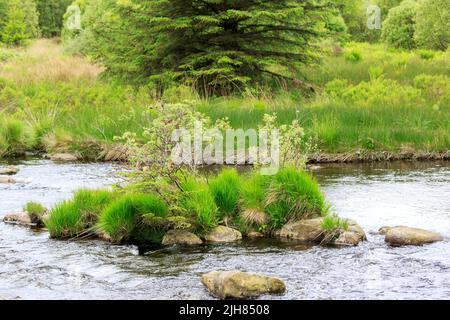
left=0, top=160, right=449, bottom=300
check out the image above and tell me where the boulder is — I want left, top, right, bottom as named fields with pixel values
left=347, top=219, right=367, bottom=241
left=205, top=226, right=242, bottom=243
left=162, top=230, right=203, bottom=246
left=50, top=153, right=78, bottom=162
left=383, top=226, right=443, bottom=246
left=3, top=212, right=35, bottom=228
left=334, top=231, right=361, bottom=246
left=0, top=167, right=19, bottom=175
left=279, top=218, right=324, bottom=242
left=201, top=271, right=286, bottom=299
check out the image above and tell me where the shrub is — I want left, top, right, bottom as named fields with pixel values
left=98, top=193, right=168, bottom=244
left=45, top=189, right=115, bottom=239
left=414, top=74, right=449, bottom=104
left=381, top=0, right=417, bottom=49
left=416, top=49, right=435, bottom=60
left=265, top=167, right=327, bottom=229
left=344, top=49, right=362, bottom=62
left=179, top=176, right=218, bottom=233
left=0, top=0, right=40, bottom=45
left=414, top=0, right=449, bottom=50
left=209, top=169, right=241, bottom=221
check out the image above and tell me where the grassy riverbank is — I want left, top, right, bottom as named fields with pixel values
left=1, top=40, right=449, bottom=161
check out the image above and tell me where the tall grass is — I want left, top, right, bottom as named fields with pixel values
left=98, top=193, right=168, bottom=244
left=0, top=117, right=30, bottom=157
left=266, top=167, right=328, bottom=229
left=45, top=189, right=115, bottom=239
left=208, top=168, right=241, bottom=220
left=179, top=176, right=218, bottom=233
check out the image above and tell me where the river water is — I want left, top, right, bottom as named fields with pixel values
left=0, top=160, right=449, bottom=300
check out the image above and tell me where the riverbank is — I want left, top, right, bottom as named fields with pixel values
left=1, top=40, right=449, bottom=161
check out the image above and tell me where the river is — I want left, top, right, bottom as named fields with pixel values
left=0, top=160, right=449, bottom=299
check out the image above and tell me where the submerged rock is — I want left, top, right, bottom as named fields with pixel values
left=205, top=226, right=242, bottom=243
left=0, top=167, right=19, bottom=175
left=201, top=271, right=286, bottom=299
left=3, top=212, right=35, bottom=228
left=382, top=226, right=443, bottom=246
left=279, top=218, right=324, bottom=242
left=50, top=153, right=78, bottom=162
left=0, top=176, right=16, bottom=184
left=279, top=218, right=366, bottom=246
left=162, top=230, right=203, bottom=246
left=246, top=231, right=265, bottom=239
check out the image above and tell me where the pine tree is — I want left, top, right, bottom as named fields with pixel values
left=83, top=0, right=335, bottom=94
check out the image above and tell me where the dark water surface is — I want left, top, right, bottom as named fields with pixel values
left=0, top=160, right=449, bottom=300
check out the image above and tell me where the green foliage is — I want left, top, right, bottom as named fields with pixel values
left=98, top=193, right=168, bottom=244
left=24, top=201, right=47, bottom=226
left=208, top=169, right=241, bottom=220
left=0, top=0, right=40, bottom=45
left=36, top=0, right=72, bottom=37
left=81, top=0, right=336, bottom=94
left=414, top=0, right=449, bottom=50
left=344, top=48, right=362, bottom=62
left=45, top=189, right=115, bottom=238
left=416, top=49, right=435, bottom=60
left=179, top=175, right=218, bottom=234
left=0, top=117, right=30, bottom=157
left=320, top=214, right=349, bottom=244
left=266, top=167, right=327, bottom=229
left=381, top=0, right=417, bottom=49
left=239, top=172, right=271, bottom=230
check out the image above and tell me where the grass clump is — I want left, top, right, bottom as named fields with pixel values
left=266, top=167, right=328, bottom=229
left=98, top=193, right=169, bottom=244
left=179, top=175, right=218, bottom=234
left=208, top=168, right=241, bottom=221
left=45, top=189, right=115, bottom=239
left=320, top=215, right=349, bottom=245
left=24, top=201, right=47, bottom=227
left=239, top=172, right=272, bottom=232
left=0, top=117, right=30, bottom=157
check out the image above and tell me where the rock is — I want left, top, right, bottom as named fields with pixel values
left=204, top=226, right=242, bottom=243
left=246, top=232, right=265, bottom=239
left=383, top=226, right=443, bottom=247
left=346, top=219, right=367, bottom=241
left=103, top=145, right=129, bottom=162
left=162, top=230, right=203, bottom=246
left=0, top=176, right=16, bottom=184
left=0, top=167, right=19, bottom=175
left=279, top=218, right=324, bottom=242
left=334, top=231, right=361, bottom=246
left=50, top=153, right=78, bottom=162
left=379, top=226, right=392, bottom=235
left=3, top=212, right=36, bottom=228
left=201, top=271, right=286, bottom=299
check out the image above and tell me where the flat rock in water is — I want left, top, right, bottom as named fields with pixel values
left=162, top=230, right=203, bottom=245
left=50, top=153, right=78, bottom=162
left=246, top=232, right=265, bottom=239
left=383, top=226, right=443, bottom=246
left=0, top=167, right=19, bottom=175
left=0, top=176, right=16, bottom=184
left=279, top=218, right=324, bottom=242
left=204, top=226, right=242, bottom=243
left=201, top=271, right=286, bottom=299
left=3, top=212, right=36, bottom=228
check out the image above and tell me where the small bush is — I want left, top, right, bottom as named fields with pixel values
left=344, top=49, right=362, bottom=62
left=416, top=49, right=435, bottom=60
left=266, top=167, right=327, bottom=229
left=179, top=176, right=218, bottom=233
left=209, top=169, right=241, bottom=221
left=98, top=193, right=168, bottom=244
left=381, top=0, right=417, bottom=49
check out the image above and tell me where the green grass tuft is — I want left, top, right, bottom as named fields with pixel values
left=208, top=168, right=241, bottom=220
